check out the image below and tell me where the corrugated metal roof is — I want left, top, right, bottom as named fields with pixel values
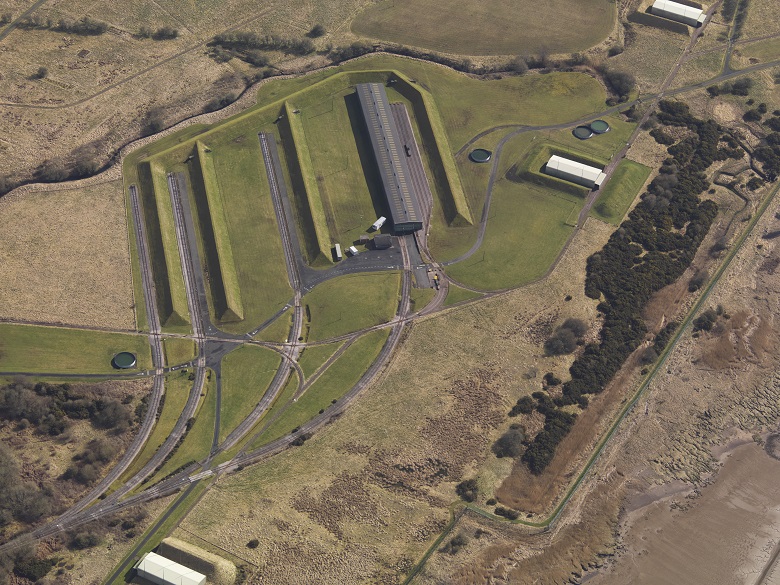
left=135, top=552, right=206, bottom=585
left=546, top=155, right=603, bottom=183
left=652, top=0, right=704, bottom=21
left=356, top=83, right=422, bottom=231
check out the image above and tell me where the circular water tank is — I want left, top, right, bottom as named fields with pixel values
left=469, top=148, right=492, bottom=163
left=112, top=352, right=137, bottom=369
left=573, top=126, right=594, bottom=140
left=590, top=120, right=611, bottom=134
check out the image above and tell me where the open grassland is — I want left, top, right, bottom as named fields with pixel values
left=249, top=328, right=391, bottom=448
left=739, top=0, right=780, bottom=38
left=119, top=373, right=194, bottom=483
left=591, top=160, right=652, bottom=225
left=298, top=342, right=345, bottom=380
left=0, top=181, right=135, bottom=329
left=0, top=324, right=151, bottom=373
left=219, top=345, right=282, bottom=443
left=351, top=0, right=615, bottom=56
left=176, top=222, right=614, bottom=583
left=304, top=272, right=401, bottom=341
left=609, top=25, right=686, bottom=93
left=446, top=180, right=581, bottom=291
left=671, top=51, right=725, bottom=89
left=544, top=115, right=636, bottom=161
left=444, top=284, right=483, bottom=306
left=192, top=141, right=245, bottom=322
left=734, top=38, right=780, bottom=68
left=163, top=337, right=197, bottom=366
left=149, top=370, right=217, bottom=485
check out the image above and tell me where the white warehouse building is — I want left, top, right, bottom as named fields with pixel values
left=134, top=552, right=206, bottom=585
left=544, top=155, right=607, bottom=190
left=651, top=0, right=706, bottom=27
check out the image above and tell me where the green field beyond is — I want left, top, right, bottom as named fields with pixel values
left=0, top=324, right=152, bottom=374
left=304, top=272, right=401, bottom=341
left=351, top=0, right=615, bottom=56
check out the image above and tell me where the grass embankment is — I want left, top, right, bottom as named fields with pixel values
left=118, top=372, right=194, bottom=483
left=147, top=370, right=217, bottom=485
left=163, top=338, right=196, bottom=367
left=192, top=141, right=244, bottom=322
left=145, top=161, right=190, bottom=327
left=351, top=0, right=614, bottom=56
left=219, top=345, right=282, bottom=443
left=297, top=341, right=344, bottom=379
left=0, top=324, right=152, bottom=374
left=248, top=328, right=390, bottom=449
left=280, top=101, right=332, bottom=266
left=591, top=160, right=652, bottom=225
left=304, top=272, right=401, bottom=341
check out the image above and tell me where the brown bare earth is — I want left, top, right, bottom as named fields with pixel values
left=0, top=180, right=135, bottom=329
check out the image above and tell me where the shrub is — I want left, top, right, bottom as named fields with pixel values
left=70, top=531, right=100, bottom=550
left=307, top=24, right=325, bottom=38
left=455, top=479, right=479, bottom=503
left=247, top=539, right=260, bottom=549
left=543, top=372, right=562, bottom=387
left=508, top=56, right=528, bottom=74
left=688, top=268, right=708, bottom=292
left=491, top=426, right=525, bottom=458
left=509, top=396, right=535, bottom=416
left=494, top=506, right=519, bottom=520
left=152, top=26, right=178, bottom=40
left=639, top=347, right=658, bottom=365
left=34, top=66, right=48, bottom=79
left=603, top=69, right=636, bottom=96
left=14, top=557, right=55, bottom=581
left=544, top=328, right=577, bottom=355
left=693, top=308, right=718, bottom=332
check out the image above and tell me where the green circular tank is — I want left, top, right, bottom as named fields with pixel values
left=469, top=148, right=492, bottom=163
left=573, top=125, right=594, bottom=140
left=590, top=119, right=611, bottom=134
left=112, top=352, right=137, bottom=369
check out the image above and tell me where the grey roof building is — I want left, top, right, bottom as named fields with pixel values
left=356, top=83, right=423, bottom=235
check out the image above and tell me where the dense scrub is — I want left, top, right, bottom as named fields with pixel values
left=522, top=100, right=727, bottom=474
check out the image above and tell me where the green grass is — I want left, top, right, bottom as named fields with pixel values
left=591, top=159, right=652, bottom=225
left=738, top=37, right=780, bottom=65
left=219, top=345, right=282, bottom=443
left=410, top=287, right=436, bottom=312
left=254, top=311, right=293, bottom=343
left=444, top=284, right=483, bottom=306
left=282, top=101, right=332, bottom=265
left=148, top=161, right=190, bottom=327
left=193, top=141, right=244, bottom=322
left=148, top=369, right=217, bottom=484
left=544, top=114, right=637, bottom=161
left=297, top=341, right=344, bottom=379
left=118, top=372, right=194, bottom=483
left=0, top=324, right=152, bottom=374
left=163, top=338, right=196, bottom=366
left=350, top=0, right=615, bottom=57
left=446, top=177, right=582, bottom=291
left=248, top=329, right=390, bottom=449
left=304, top=271, right=401, bottom=341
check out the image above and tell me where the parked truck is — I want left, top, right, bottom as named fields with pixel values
left=348, top=245, right=359, bottom=256
left=371, top=216, right=387, bottom=231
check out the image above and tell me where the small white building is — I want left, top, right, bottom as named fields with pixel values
left=544, top=155, right=607, bottom=190
left=371, top=216, right=387, bottom=231
left=134, top=551, right=206, bottom=585
left=651, top=0, right=706, bottom=27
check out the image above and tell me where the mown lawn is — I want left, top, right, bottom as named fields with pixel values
left=304, top=271, right=401, bottom=341
left=0, top=324, right=152, bottom=374
left=297, top=341, right=344, bottom=380
left=219, top=345, right=282, bottom=443
left=163, top=337, right=196, bottom=366
left=444, top=284, right=483, bottom=306
left=590, top=160, right=652, bottom=225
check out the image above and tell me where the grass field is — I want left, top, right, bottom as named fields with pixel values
left=409, top=287, right=436, bottom=312
left=249, top=328, right=390, bottom=448
left=149, top=370, right=217, bottom=484
left=297, top=342, right=345, bottom=380
left=219, top=345, right=282, bottom=443
left=0, top=324, right=152, bottom=374
left=304, top=272, right=401, bottom=341
left=163, top=338, right=197, bottom=367
left=255, top=312, right=293, bottom=343
left=192, top=141, right=245, bottom=322
left=0, top=181, right=135, bottom=330
left=735, top=38, right=780, bottom=67
left=444, top=284, right=483, bottom=306
left=446, top=177, right=582, bottom=291
left=591, top=160, right=652, bottom=225
left=351, top=0, right=615, bottom=56
left=119, top=372, right=194, bottom=483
